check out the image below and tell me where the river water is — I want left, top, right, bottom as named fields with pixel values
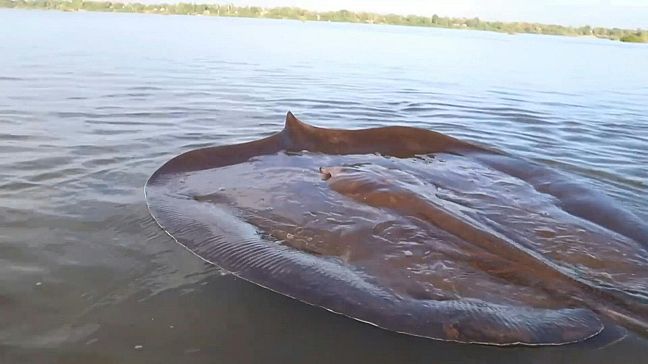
left=1, top=8, right=647, bottom=364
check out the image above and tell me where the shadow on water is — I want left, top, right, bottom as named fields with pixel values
left=3, top=272, right=648, bottom=364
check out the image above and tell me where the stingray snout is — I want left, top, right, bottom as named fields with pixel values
left=319, top=166, right=343, bottom=180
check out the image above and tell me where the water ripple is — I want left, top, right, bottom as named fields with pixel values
left=0, top=9, right=647, bottom=363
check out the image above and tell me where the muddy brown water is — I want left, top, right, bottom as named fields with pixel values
left=1, top=8, right=648, bottom=364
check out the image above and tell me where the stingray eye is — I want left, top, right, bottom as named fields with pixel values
left=319, top=167, right=332, bottom=180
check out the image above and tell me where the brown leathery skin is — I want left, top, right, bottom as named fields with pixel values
left=320, top=165, right=648, bottom=336
left=145, top=112, right=648, bottom=346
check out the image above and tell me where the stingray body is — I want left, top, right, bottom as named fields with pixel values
left=145, top=112, right=648, bottom=346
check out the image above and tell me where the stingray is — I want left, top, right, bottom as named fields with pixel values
left=145, top=112, right=648, bottom=346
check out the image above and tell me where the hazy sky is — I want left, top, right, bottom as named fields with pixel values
left=224, top=0, right=648, bottom=28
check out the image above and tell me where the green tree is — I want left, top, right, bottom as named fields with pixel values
left=1, top=0, right=645, bottom=43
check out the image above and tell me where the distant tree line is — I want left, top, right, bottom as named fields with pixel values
left=1, top=0, right=647, bottom=43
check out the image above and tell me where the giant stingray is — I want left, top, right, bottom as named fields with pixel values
left=145, top=112, right=648, bottom=346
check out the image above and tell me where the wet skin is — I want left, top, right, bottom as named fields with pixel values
left=145, top=112, right=648, bottom=345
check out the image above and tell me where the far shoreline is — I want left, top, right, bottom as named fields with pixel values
left=1, top=0, right=646, bottom=44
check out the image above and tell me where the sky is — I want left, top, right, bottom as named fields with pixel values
left=222, top=0, right=648, bottom=28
